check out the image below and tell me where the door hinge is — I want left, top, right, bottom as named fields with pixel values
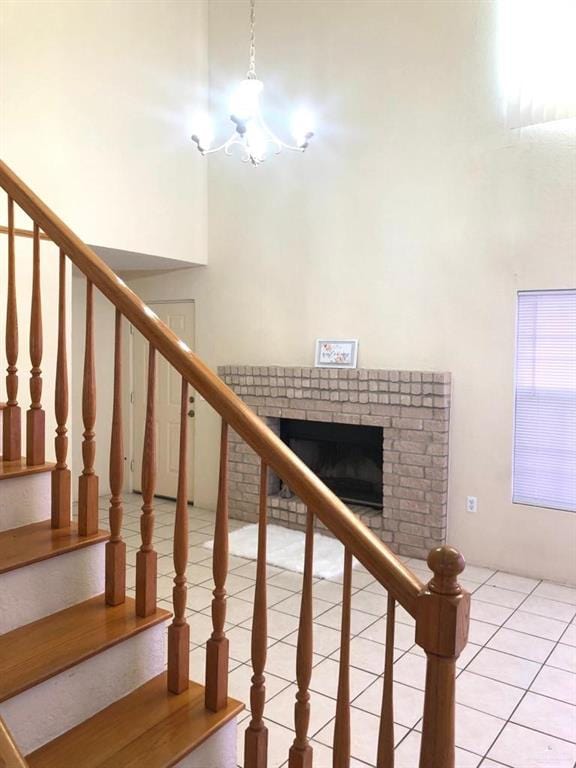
left=130, top=459, right=135, bottom=472
left=130, top=391, right=134, bottom=404
left=129, top=324, right=134, bottom=335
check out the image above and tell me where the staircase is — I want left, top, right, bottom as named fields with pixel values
left=0, top=461, right=241, bottom=767
left=0, top=159, right=470, bottom=768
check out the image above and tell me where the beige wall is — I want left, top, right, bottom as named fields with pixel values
left=1, top=0, right=207, bottom=507
left=1, top=0, right=573, bottom=583
left=0, top=0, right=208, bottom=265
left=129, top=0, right=576, bottom=583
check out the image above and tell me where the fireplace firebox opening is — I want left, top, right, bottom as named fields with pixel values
left=279, top=419, right=383, bottom=510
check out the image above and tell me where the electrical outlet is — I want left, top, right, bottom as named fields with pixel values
left=466, top=496, right=478, bottom=514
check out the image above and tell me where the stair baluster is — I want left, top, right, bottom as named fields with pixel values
left=288, top=508, right=314, bottom=768
left=205, top=419, right=230, bottom=712
left=106, top=309, right=126, bottom=605
left=244, top=460, right=269, bottom=768
left=136, top=343, right=158, bottom=617
left=167, top=377, right=191, bottom=694
left=26, top=223, right=45, bottom=466
left=376, top=594, right=395, bottom=767
left=0, top=716, right=27, bottom=768
left=78, top=279, right=99, bottom=536
left=3, top=197, right=21, bottom=460
left=333, top=548, right=352, bottom=768
left=51, top=249, right=71, bottom=528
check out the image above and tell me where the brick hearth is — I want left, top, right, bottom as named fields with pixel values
left=218, top=365, right=451, bottom=559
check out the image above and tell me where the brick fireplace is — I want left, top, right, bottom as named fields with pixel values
left=218, top=365, right=451, bottom=559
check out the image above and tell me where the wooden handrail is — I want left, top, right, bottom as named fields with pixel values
left=0, top=717, right=28, bottom=768
left=0, top=158, right=423, bottom=614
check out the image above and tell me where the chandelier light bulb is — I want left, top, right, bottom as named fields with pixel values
left=191, top=0, right=315, bottom=166
left=291, top=109, right=315, bottom=148
left=245, top=123, right=268, bottom=163
left=191, top=112, right=214, bottom=152
left=230, top=79, right=264, bottom=122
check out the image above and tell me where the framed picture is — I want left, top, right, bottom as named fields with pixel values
left=315, top=339, right=358, bottom=368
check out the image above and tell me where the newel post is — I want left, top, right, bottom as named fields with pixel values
left=415, top=546, right=470, bottom=768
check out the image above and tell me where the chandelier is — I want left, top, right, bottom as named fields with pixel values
left=191, top=0, right=315, bottom=166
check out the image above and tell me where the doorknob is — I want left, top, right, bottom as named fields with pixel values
left=188, top=409, right=195, bottom=418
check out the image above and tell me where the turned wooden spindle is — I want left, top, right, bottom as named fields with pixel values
left=3, top=197, right=21, bottom=460
left=244, top=461, right=269, bottom=768
left=333, top=548, right=352, bottom=768
left=106, top=309, right=126, bottom=606
left=167, top=377, right=190, bottom=694
left=205, top=419, right=230, bottom=712
left=136, top=344, right=157, bottom=617
left=376, top=594, right=395, bottom=767
left=416, top=546, right=470, bottom=768
left=51, top=250, right=71, bottom=528
left=288, top=508, right=315, bottom=768
left=78, top=279, right=99, bottom=536
left=26, top=223, right=45, bottom=466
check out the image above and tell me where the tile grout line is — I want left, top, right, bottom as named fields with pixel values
left=103, top=496, right=576, bottom=766
left=472, top=574, right=563, bottom=764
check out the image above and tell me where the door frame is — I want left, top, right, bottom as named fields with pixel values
left=130, top=298, right=196, bottom=501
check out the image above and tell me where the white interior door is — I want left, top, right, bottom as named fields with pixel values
left=133, top=301, right=195, bottom=500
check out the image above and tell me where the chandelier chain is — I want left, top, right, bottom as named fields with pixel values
left=247, top=0, right=257, bottom=79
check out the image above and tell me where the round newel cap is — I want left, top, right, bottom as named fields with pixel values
left=427, top=545, right=465, bottom=595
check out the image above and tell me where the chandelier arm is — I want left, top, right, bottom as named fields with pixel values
left=198, top=135, right=238, bottom=155
left=257, top=111, right=306, bottom=153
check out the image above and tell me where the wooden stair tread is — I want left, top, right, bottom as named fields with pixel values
left=0, top=520, right=109, bottom=575
left=0, top=457, right=55, bottom=480
left=27, top=673, right=244, bottom=768
left=0, top=596, right=170, bottom=703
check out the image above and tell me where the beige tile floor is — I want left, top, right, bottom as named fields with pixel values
left=110, top=494, right=576, bottom=768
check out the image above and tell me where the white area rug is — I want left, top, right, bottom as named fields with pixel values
left=203, top=523, right=356, bottom=580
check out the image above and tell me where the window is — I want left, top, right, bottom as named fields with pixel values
left=513, top=290, right=576, bottom=511
left=499, top=0, right=576, bottom=128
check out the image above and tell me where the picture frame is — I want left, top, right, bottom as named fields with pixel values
left=315, top=339, right=359, bottom=368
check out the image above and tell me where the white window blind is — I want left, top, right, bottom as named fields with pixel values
left=499, top=0, right=576, bottom=129
left=513, top=290, right=576, bottom=511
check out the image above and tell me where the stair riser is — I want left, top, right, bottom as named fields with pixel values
left=1, top=621, right=168, bottom=755
left=0, top=473, right=51, bottom=531
left=174, top=718, right=237, bottom=768
left=0, top=543, right=106, bottom=633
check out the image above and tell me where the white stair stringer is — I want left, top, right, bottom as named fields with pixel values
left=1, top=620, right=169, bottom=756
left=0, top=543, right=106, bottom=633
left=0, top=472, right=51, bottom=531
